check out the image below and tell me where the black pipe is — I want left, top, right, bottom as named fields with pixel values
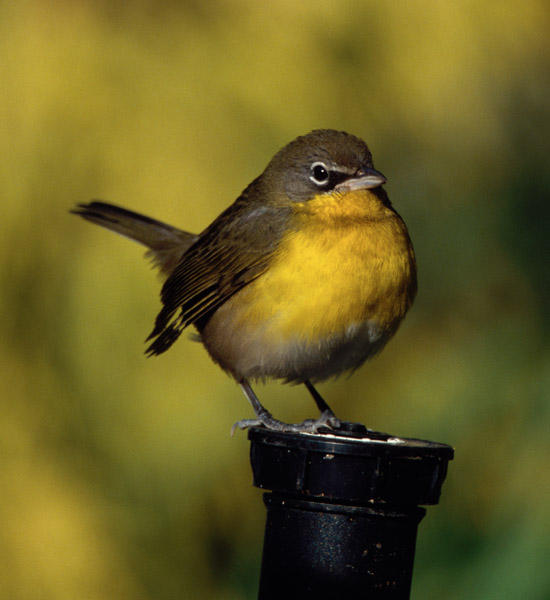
left=248, top=422, right=453, bottom=599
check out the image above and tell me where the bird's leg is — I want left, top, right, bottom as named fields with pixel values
left=304, top=380, right=341, bottom=429
left=231, top=380, right=283, bottom=434
left=231, top=379, right=340, bottom=435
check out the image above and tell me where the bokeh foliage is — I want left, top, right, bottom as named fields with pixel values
left=0, top=1, right=548, bottom=598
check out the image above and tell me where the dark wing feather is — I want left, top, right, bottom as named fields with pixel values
left=146, top=182, right=291, bottom=355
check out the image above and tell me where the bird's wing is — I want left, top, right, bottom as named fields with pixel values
left=146, top=187, right=291, bottom=355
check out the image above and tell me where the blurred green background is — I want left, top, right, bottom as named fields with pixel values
left=1, top=1, right=548, bottom=598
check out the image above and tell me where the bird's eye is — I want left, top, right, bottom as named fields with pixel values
left=310, top=162, right=330, bottom=186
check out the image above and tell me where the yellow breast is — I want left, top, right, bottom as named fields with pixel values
left=238, top=189, right=417, bottom=342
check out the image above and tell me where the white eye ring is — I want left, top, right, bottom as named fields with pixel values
left=309, top=162, right=330, bottom=186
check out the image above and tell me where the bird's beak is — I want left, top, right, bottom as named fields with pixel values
left=335, top=167, right=387, bottom=192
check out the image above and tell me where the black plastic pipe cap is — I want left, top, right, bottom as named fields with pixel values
left=248, top=422, right=454, bottom=599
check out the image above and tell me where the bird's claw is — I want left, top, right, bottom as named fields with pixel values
left=231, top=409, right=341, bottom=435
left=231, top=418, right=263, bottom=436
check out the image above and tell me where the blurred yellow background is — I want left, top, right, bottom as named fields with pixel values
left=0, top=1, right=548, bottom=598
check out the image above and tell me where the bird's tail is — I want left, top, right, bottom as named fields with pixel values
left=71, top=201, right=198, bottom=275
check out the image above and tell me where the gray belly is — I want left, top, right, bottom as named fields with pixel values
left=200, top=314, right=394, bottom=383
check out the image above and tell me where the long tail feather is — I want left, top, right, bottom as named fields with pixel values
left=71, top=201, right=198, bottom=275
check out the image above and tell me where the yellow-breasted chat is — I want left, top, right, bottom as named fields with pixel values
left=72, top=129, right=417, bottom=433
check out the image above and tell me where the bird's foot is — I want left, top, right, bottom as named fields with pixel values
left=231, top=409, right=341, bottom=436
left=313, top=408, right=341, bottom=430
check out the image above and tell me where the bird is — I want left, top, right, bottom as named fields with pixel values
left=72, top=129, right=417, bottom=434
